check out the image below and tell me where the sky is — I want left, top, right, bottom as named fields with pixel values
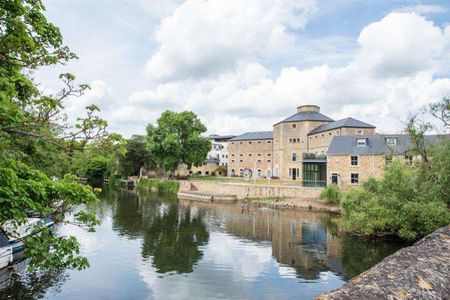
left=37, top=0, right=450, bottom=137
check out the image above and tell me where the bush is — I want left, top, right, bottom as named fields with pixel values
left=341, top=152, right=450, bottom=241
left=320, top=184, right=341, bottom=203
left=138, top=178, right=179, bottom=194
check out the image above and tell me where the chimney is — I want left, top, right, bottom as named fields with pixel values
left=297, top=105, right=320, bottom=113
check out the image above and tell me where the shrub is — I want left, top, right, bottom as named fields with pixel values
left=341, top=154, right=450, bottom=241
left=138, top=178, right=179, bottom=194
left=320, top=184, right=341, bottom=203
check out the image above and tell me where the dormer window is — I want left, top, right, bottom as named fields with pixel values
left=357, top=138, right=367, bottom=147
left=385, top=137, right=398, bottom=146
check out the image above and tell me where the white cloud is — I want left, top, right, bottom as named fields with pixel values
left=394, top=4, right=448, bottom=15
left=145, top=0, right=316, bottom=82
left=123, top=12, right=450, bottom=136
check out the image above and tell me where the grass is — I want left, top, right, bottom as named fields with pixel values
left=138, top=178, right=179, bottom=194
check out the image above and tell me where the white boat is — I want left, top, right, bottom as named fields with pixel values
left=0, top=235, right=12, bottom=270
left=2, top=217, right=54, bottom=254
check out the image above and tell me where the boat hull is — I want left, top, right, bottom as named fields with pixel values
left=0, top=247, right=12, bottom=270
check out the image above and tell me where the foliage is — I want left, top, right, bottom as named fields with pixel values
left=138, top=178, right=180, bottom=194
left=214, top=166, right=227, bottom=176
left=341, top=99, right=450, bottom=241
left=118, top=135, right=154, bottom=177
left=342, top=158, right=450, bottom=240
left=146, top=111, right=211, bottom=173
left=0, top=0, right=105, bottom=270
left=320, top=184, right=341, bottom=203
left=142, top=203, right=209, bottom=274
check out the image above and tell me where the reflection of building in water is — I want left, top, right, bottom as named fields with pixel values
left=184, top=202, right=342, bottom=280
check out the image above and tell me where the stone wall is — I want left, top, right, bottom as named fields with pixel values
left=179, top=180, right=322, bottom=200
left=316, top=226, right=450, bottom=299
left=228, top=138, right=273, bottom=178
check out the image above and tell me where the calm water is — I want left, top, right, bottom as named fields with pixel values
left=0, top=189, right=404, bottom=299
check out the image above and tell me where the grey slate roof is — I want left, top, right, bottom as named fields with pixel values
left=308, top=117, right=375, bottom=135
left=275, top=111, right=334, bottom=125
left=327, top=134, right=447, bottom=155
left=209, top=134, right=236, bottom=142
left=229, top=131, right=273, bottom=141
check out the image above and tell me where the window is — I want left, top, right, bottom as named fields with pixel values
left=351, top=173, right=359, bottom=184
left=258, top=141, right=261, bottom=144
left=267, top=153, right=271, bottom=156
left=385, top=137, right=397, bottom=146
left=385, top=155, right=393, bottom=165
left=357, top=138, right=367, bottom=147
left=292, top=152, right=297, bottom=162
left=249, top=141, right=252, bottom=144
left=240, top=142, right=243, bottom=144
left=231, top=154, right=235, bottom=156
left=292, top=124, right=296, bottom=128
left=351, top=156, right=358, bottom=166
left=329, top=132, right=332, bottom=136
left=231, top=160, right=235, bottom=162
left=240, top=160, right=243, bottom=162
left=356, top=129, right=363, bottom=135
left=267, top=160, right=271, bottom=162
left=257, top=153, right=261, bottom=156
left=240, top=154, right=243, bottom=156
left=289, top=138, right=292, bottom=143
left=257, top=160, right=261, bottom=162
left=405, top=155, right=413, bottom=166
left=267, top=141, right=271, bottom=143
left=248, top=154, right=252, bottom=156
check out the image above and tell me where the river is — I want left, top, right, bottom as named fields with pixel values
left=0, top=188, right=405, bottom=299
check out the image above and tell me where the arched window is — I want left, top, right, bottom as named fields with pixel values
left=257, top=169, right=262, bottom=178
left=239, top=169, right=244, bottom=177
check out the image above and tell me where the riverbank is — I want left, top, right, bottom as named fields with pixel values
left=316, top=225, right=450, bottom=299
left=246, top=198, right=341, bottom=213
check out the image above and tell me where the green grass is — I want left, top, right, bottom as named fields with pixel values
left=138, top=178, right=179, bottom=194
left=319, top=184, right=341, bottom=203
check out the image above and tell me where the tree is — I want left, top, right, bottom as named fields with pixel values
left=341, top=98, right=450, bottom=240
left=118, top=135, right=154, bottom=177
left=146, top=111, right=211, bottom=174
left=0, top=0, right=107, bottom=270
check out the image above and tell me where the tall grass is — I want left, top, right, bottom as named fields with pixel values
left=138, top=178, right=179, bottom=194
left=320, top=184, right=341, bottom=204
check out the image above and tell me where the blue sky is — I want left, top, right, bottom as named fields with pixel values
left=38, top=0, right=450, bottom=136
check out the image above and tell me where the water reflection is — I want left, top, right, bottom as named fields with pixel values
left=0, top=189, right=405, bottom=299
left=141, top=202, right=209, bottom=274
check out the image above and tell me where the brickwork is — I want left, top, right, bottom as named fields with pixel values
left=179, top=180, right=322, bottom=200
left=227, top=138, right=273, bottom=178
left=327, top=154, right=407, bottom=187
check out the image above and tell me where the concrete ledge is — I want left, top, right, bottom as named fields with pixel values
left=177, top=191, right=212, bottom=202
left=316, top=226, right=450, bottom=300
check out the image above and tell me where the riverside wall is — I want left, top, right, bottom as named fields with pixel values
left=179, top=180, right=322, bottom=200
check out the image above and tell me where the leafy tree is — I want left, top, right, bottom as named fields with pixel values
left=0, top=0, right=107, bottom=270
left=146, top=111, right=211, bottom=174
left=341, top=98, right=450, bottom=240
left=118, top=135, right=154, bottom=177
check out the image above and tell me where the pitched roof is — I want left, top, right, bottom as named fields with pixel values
left=308, top=117, right=375, bottom=135
left=327, top=134, right=447, bottom=155
left=209, top=134, right=236, bottom=141
left=229, top=131, right=273, bottom=141
left=275, top=111, right=334, bottom=125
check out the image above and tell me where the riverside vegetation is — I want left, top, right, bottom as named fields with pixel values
left=328, top=99, right=450, bottom=241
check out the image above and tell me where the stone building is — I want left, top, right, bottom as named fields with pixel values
left=228, top=131, right=273, bottom=178
left=228, top=104, right=377, bottom=187
left=326, top=134, right=445, bottom=187
left=182, top=134, right=235, bottom=176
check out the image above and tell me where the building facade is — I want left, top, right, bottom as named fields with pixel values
left=228, top=104, right=380, bottom=187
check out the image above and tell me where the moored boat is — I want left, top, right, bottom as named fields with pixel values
left=2, top=218, right=54, bottom=254
left=0, top=235, right=13, bottom=270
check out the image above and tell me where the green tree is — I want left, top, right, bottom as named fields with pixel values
left=341, top=98, right=450, bottom=240
left=146, top=111, right=211, bottom=174
left=0, top=0, right=106, bottom=270
left=118, top=135, right=154, bottom=177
